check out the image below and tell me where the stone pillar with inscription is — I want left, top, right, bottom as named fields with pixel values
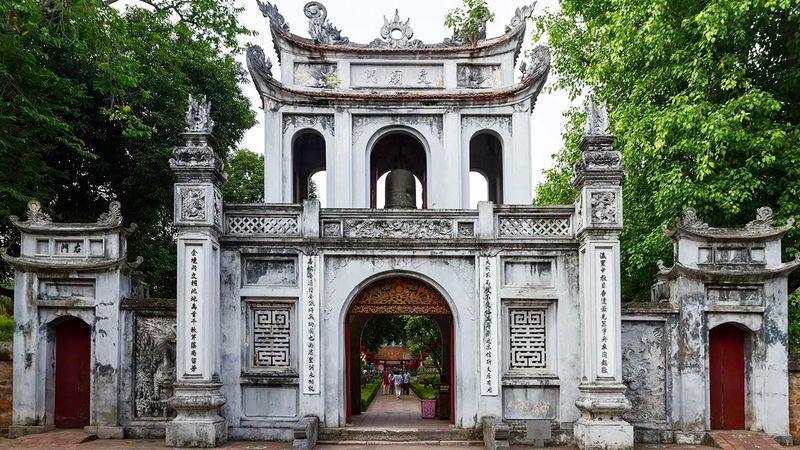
left=572, top=101, right=633, bottom=450
left=166, top=95, right=227, bottom=447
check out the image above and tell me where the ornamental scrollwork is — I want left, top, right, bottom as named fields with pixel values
left=350, top=277, right=450, bottom=315
left=590, top=191, right=617, bottom=224
left=246, top=45, right=273, bottom=79
left=678, top=207, right=709, bottom=231
left=14, top=200, right=52, bottom=225
left=185, top=94, right=214, bottom=134
left=505, top=2, right=536, bottom=32
left=520, top=46, right=551, bottom=83
left=305, top=2, right=349, bottom=46
left=369, top=10, right=424, bottom=49
left=282, top=114, right=334, bottom=134
left=257, top=0, right=290, bottom=32
left=343, top=218, right=453, bottom=239
left=745, top=206, right=774, bottom=231
left=181, top=188, right=206, bottom=221
left=97, top=201, right=123, bottom=227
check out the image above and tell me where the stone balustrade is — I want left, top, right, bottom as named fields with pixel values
left=222, top=202, right=575, bottom=241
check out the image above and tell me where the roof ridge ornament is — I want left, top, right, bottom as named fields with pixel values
left=678, top=208, right=710, bottom=231
left=585, top=99, right=610, bottom=136
left=257, top=0, right=289, bottom=32
left=304, top=2, right=349, bottom=46
left=520, top=45, right=550, bottom=83
left=97, top=201, right=123, bottom=227
left=506, top=2, right=536, bottom=32
left=185, top=94, right=214, bottom=134
left=746, top=206, right=775, bottom=231
left=369, top=9, right=423, bottom=49
left=246, top=45, right=273, bottom=79
left=13, top=200, right=52, bottom=225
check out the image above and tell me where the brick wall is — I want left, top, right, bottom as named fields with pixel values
left=0, top=342, right=11, bottom=437
left=790, top=353, right=800, bottom=442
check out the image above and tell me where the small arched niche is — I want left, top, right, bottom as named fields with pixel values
left=292, top=129, right=326, bottom=204
left=469, top=132, right=503, bottom=204
left=370, top=132, right=427, bottom=209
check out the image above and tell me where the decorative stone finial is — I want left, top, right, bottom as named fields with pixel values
left=506, top=2, right=536, bottom=32
left=746, top=206, right=774, bottom=231
left=20, top=200, right=52, bottom=225
left=246, top=45, right=273, bottom=79
left=304, top=2, right=348, bottom=45
left=585, top=100, right=610, bottom=136
left=369, top=10, right=423, bottom=49
left=185, top=95, right=214, bottom=134
left=678, top=208, right=709, bottom=231
left=257, top=0, right=289, bottom=32
left=97, top=201, right=123, bottom=226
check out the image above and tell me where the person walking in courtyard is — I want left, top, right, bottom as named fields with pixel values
left=393, top=370, right=403, bottom=399
left=382, top=369, right=390, bottom=395
left=402, top=370, right=411, bottom=395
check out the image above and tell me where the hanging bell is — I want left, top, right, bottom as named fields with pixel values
left=384, top=169, right=417, bottom=209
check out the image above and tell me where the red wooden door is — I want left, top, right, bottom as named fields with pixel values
left=345, top=315, right=352, bottom=423
left=54, top=317, right=91, bottom=428
left=709, top=323, right=746, bottom=430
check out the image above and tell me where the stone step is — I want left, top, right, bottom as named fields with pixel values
left=12, top=430, right=97, bottom=445
left=317, top=439, right=485, bottom=446
left=707, top=430, right=784, bottom=449
left=319, top=427, right=482, bottom=443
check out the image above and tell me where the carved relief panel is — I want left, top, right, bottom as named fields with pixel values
left=621, top=321, right=668, bottom=423
left=457, top=64, right=501, bottom=89
left=133, top=315, right=177, bottom=419
left=175, top=184, right=220, bottom=228
left=293, top=62, right=338, bottom=88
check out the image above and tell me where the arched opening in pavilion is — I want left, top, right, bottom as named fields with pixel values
left=292, top=129, right=326, bottom=206
left=469, top=132, right=503, bottom=204
left=370, top=132, right=427, bottom=209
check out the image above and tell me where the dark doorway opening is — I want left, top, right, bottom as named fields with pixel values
left=370, top=133, right=427, bottom=209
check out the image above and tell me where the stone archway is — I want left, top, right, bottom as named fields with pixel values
left=344, top=276, right=455, bottom=424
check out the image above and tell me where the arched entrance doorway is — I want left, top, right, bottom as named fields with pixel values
left=709, top=323, right=746, bottom=430
left=344, top=276, right=455, bottom=425
left=53, top=316, right=91, bottom=428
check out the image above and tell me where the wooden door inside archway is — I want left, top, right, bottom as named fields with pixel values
left=709, top=323, right=746, bottom=430
left=345, top=276, right=454, bottom=424
left=54, top=317, right=91, bottom=428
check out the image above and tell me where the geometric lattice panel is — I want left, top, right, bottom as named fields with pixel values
left=508, top=308, right=546, bottom=369
left=227, top=216, right=300, bottom=236
left=498, top=217, right=571, bottom=237
left=252, top=305, right=292, bottom=368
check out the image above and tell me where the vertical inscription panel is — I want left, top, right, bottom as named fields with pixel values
left=479, top=256, right=500, bottom=396
left=592, top=243, right=619, bottom=380
left=301, top=254, right=321, bottom=394
left=183, top=243, right=204, bottom=377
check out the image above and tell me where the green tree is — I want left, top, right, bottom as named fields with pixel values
left=360, top=316, right=408, bottom=353
left=444, top=0, right=495, bottom=46
left=403, top=316, right=443, bottom=378
left=534, top=0, right=800, bottom=301
left=224, top=149, right=264, bottom=203
left=0, top=0, right=256, bottom=295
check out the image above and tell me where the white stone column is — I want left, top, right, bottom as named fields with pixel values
left=331, top=110, right=352, bottom=207
left=572, top=102, right=633, bottom=450
left=264, top=101, right=283, bottom=203
left=167, top=96, right=227, bottom=447
left=508, top=107, right=533, bottom=204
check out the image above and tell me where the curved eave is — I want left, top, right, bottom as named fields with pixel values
left=663, top=223, right=794, bottom=241
left=9, top=219, right=138, bottom=236
left=0, top=249, right=143, bottom=273
left=270, top=23, right=526, bottom=63
left=250, top=64, right=548, bottom=109
left=656, top=260, right=800, bottom=282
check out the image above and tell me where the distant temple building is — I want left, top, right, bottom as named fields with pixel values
left=2, top=2, right=798, bottom=449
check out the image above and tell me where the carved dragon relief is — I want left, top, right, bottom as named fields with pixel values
left=621, top=323, right=667, bottom=423
left=134, top=316, right=177, bottom=419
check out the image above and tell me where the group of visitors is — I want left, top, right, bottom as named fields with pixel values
left=381, top=368, right=411, bottom=399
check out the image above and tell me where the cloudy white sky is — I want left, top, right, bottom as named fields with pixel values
left=234, top=0, right=573, bottom=192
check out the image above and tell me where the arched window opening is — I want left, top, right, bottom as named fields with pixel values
left=292, top=130, right=326, bottom=204
left=469, top=171, right=489, bottom=208
left=469, top=133, right=503, bottom=204
left=370, top=132, right=427, bottom=209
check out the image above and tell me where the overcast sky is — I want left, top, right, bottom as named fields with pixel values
left=234, top=0, right=573, bottom=189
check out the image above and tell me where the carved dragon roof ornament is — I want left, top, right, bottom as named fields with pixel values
left=519, top=45, right=551, bottom=83
left=677, top=208, right=709, bottom=231
left=97, top=201, right=123, bottom=227
left=257, top=0, right=289, bottom=32
left=746, top=206, right=775, bottom=231
left=18, top=200, right=52, bottom=225
left=506, top=2, right=536, bottom=32
left=246, top=45, right=273, bottom=79
left=369, top=10, right=424, bottom=49
left=304, top=2, right=348, bottom=46
left=663, top=206, right=795, bottom=239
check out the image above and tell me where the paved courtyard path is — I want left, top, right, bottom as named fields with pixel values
left=349, top=389, right=450, bottom=429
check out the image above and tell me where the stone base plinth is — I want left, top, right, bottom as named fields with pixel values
left=574, top=419, right=633, bottom=450
left=84, top=425, right=124, bottom=439
left=8, top=425, right=46, bottom=438
left=166, top=381, right=227, bottom=448
left=674, top=431, right=705, bottom=445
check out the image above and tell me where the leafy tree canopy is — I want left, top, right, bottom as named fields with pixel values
left=224, top=149, right=264, bottom=203
left=533, top=0, right=800, bottom=301
left=444, top=0, right=495, bottom=46
left=0, top=0, right=256, bottom=295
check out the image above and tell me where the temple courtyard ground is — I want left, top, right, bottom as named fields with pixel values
left=0, top=393, right=787, bottom=449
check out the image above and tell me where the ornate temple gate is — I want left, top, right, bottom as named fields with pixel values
left=344, top=276, right=455, bottom=424
left=709, top=323, right=746, bottom=430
